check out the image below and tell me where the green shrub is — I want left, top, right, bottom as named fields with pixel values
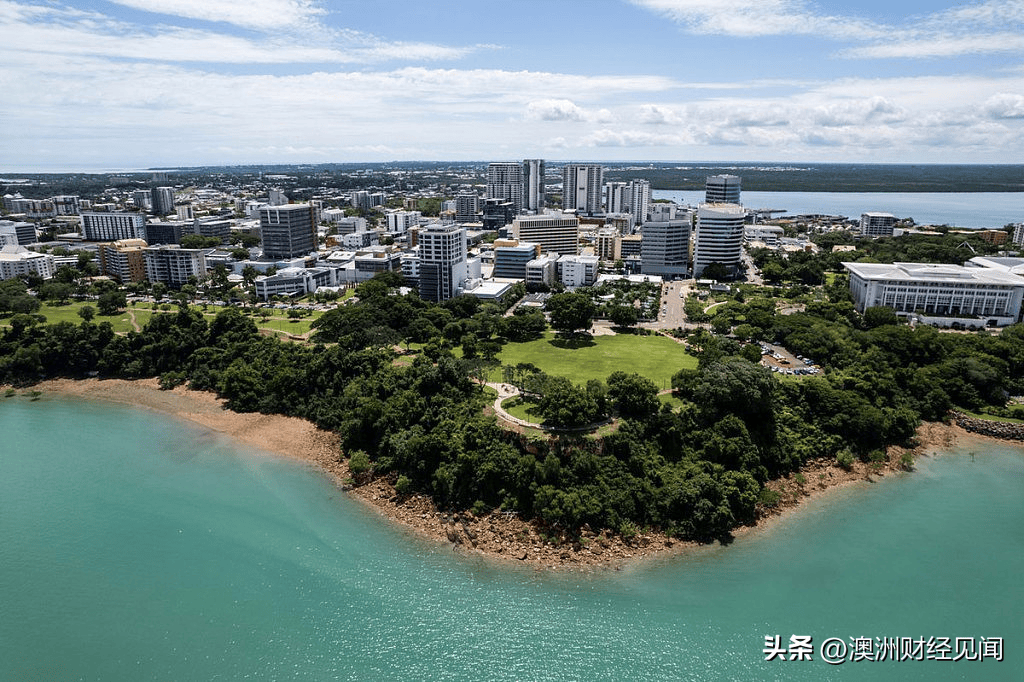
left=836, top=450, right=855, bottom=471
left=348, top=450, right=371, bottom=476
left=758, top=488, right=782, bottom=508
left=395, top=474, right=413, bottom=496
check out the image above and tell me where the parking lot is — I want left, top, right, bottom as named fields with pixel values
left=760, top=342, right=821, bottom=376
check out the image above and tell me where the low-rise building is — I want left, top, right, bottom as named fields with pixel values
left=843, top=261, right=1024, bottom=327
left=557, top=254, right=599, bottom=288
left=0, top=244, right=55, bottom=280
left=254, top=267, right=336, bottom=300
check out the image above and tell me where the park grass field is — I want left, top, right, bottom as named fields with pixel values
left=0, top=301, right=140, bottom=334
left=495, top=331, right=697, bottom=388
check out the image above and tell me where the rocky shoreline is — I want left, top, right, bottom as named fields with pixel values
left=951, top=411, right=1024, bottom=441
left=10, top=379, right=1008, bottom=571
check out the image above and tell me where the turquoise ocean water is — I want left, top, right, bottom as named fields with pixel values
left=1, top=396, right=1021, bottom=681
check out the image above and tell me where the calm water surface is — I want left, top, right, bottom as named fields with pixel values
left=1, top=396, right=1021, bottom=680
left=653, top=190, right=1023, bottom=229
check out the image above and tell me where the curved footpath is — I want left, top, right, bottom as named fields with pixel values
left=10, top=378, right=1016, bottom=571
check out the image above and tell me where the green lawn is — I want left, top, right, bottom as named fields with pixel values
left=0, top=301, right=139, bottom=334
left=495, top=331, right=697, bottom=388
left=501, top=396, right=543, bottom=423
left=957, top=408, right=1024, bottom=425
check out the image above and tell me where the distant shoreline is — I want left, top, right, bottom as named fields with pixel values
left=11, top=377, right=1014, bottom=571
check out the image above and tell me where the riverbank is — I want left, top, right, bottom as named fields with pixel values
left=8, top=378, right=997, bottom=570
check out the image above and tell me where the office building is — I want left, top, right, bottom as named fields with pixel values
left=493, top=239, right=541, bottom=279
left=641, top=212, right=692, bottom=278
left=1012, top=223, right=1024, bottom=247
left=259, top=204, right=317, bottom=260
left=843, top=261, right=1024, bottom=327
left=143, top=245, right=207, bottom=287
left=417, top=223, right=468, bottom=302
left=81, top=212, right=147, bottom=241
left=860, top=212, right=897, bottom=237
left=487, top=163, right=524, bottom=214
left=511, top=212, right=580, bottom=256
left=268, top=189, right=288, bottom=206
left=144, top=221, right=185, bottom=246
left=705, top=174, right=741, bottom=204
left=482, top=199, right=516, bottom=231
left=693, top=203, right=744, bottom=278
left=353, top=246, right=404, bottom=282
left=523, top=159, right=545, bottom=212
left=99, top=239, right=148, bottom=283
left=649, top=202, right=678, bottom=222
left=255, top=267, right=336, bottom=300
left=0, top=220, right=36, bottom=246
left=562, top=164, right=604, bottom=214
left=152, top=187, right=175, bottom=216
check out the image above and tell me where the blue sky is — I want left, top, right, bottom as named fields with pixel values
left=3, top=0, right=1024, bottom=170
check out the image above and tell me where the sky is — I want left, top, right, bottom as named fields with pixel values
left=3, top=0, right=1024, bottom=170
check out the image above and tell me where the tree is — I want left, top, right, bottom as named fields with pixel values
left=606, top=371, right=660, bottom=420
left=862, top=306, right=899, bottom=329
left=608, top=304, right=639, bottom=330
left=77, top=305, right=96, bottom=322
left=546, top=291, right=595, bottom=336
left=97, top=291, right=126, bottom=315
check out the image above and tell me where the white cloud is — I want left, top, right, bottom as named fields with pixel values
left=104, top=0, right=326, bottom=31
left=0, top=0, right=482, bottom=64
left=841, top=33, right=1024, bottom=59
left=985, top=93, right=1024, bottom=119
left=525, top=99, right=588, bottom=122
left=637, top=104, right=683, bottom=125
left=630, top=0, right=886, bottom=40
left=581, top=129, right=693, bottom=147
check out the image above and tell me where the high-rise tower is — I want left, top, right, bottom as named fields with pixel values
left=522, top=159, right=545, bottom=212
left=562, top=164, right=604, bottom=215
left=487, top=162, right=524, bottom=214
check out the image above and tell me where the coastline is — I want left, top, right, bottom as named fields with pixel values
left=8, top=378, right=1001, bottom=571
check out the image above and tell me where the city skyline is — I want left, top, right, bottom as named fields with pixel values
left=4, top=0, right=1024, bottom=170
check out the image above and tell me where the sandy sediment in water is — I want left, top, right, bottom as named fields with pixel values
left=12, top=378, right=1000, bottom=571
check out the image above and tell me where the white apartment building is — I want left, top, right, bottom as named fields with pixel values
left=860, top=212, right=897, bottom=237
left=605, top=182, right=629, bottom=215
left=1011, top=223, right=1024, bottom=247
left=843, top=261, right=1024, bottom=327
left=693, top=203, right=745, bottom=278
left=417, top=223, right=468, bottom=302
left=143, top=245, right=207, bottom=287
left=629, top=180, right=651, bottom=227
left=562, top=164, right=604, bottom=215
left=0, top=244, right=55, bottom=280
left=81, top=212, right=147, bottom=241
left=385, top=210, right=421, bottom=235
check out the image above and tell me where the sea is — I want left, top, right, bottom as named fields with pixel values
left=1, top=396, right=1021, bottom=681
left=652, top=190, right=1023, bottom=230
